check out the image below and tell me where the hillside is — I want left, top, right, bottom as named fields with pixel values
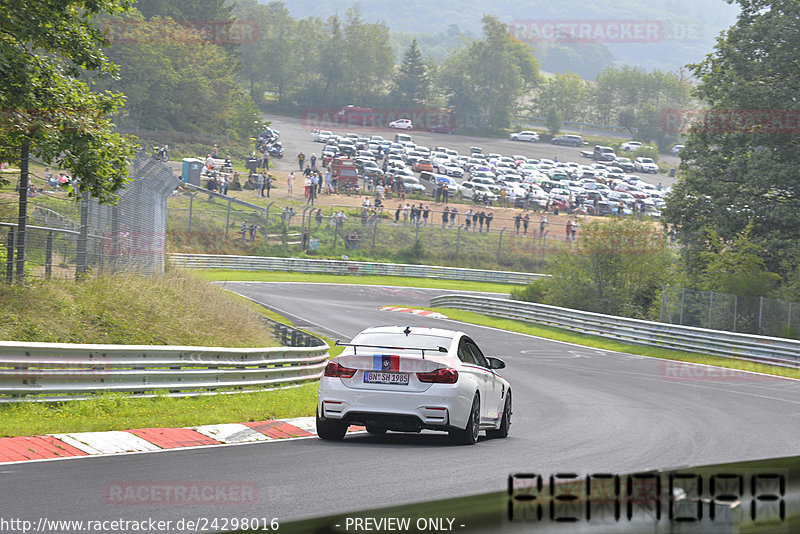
left=279, top=0, right=740, bottom=75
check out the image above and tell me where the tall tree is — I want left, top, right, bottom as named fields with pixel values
left=664, top=0, right=800, bottom=281
left=440, top=16, right=540, bottom=132
left=0, top=0, right=137, bottom=281
left=391, top=39, right=429, bottom=107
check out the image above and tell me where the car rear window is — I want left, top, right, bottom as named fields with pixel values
left=351, top=333, right=452, bottom=354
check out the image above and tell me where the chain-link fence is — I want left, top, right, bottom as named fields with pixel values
left=166, top=188, right=580, bottom=272
left=659, top=286, right=800, bottom=338
left=0, top=151, right=177, bottom=280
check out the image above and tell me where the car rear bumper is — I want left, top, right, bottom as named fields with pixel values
left=318, top=380, right=472, bottom=431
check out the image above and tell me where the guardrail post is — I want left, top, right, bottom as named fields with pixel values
left=497, top=228, right=505, bottom=263
left=264, top=202, right=274, bottom=245
left=188, top=192, right=197, bottom=232
left=75, top=190, right=89, bottom=281
left=5, top=228, right=14, bottom=283
left=45, top=231, right=53, bottom=279
left=224, top=197, right=232, bottom=238
left=708, top=291, right=714, bottom=329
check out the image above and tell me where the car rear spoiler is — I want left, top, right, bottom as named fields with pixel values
left=335, top=341, right=447, bottom=359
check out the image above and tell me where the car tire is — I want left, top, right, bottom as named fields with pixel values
left=450, top=394, right=480, bottom=445
left=316, top=410, right=347, bottom=440
left=486, top=391, right=512, bottom=439
left=366, top=426, right=387, bottom=435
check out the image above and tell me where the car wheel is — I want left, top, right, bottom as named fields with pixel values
left=316, top=410, right=347, bottom=440
left=487, top=391, right=512, bottom=439
left=450, top=394, right=480, bottom=445
left=366, top=425, right=387, bottom=435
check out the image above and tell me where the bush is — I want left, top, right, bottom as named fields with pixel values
left=510, top=277, right=549, bottom=303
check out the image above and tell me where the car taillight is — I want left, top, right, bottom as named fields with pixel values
left=324, top=361, right=357, bottom=378
left=417, top=368, right=458, bottom=384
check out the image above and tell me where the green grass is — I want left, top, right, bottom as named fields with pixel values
left=0, top=384, right=319, bottom=437
left=431, top=307, right=800, bottom=380
left=194, top=269, right=518, bottom=294
left=0, top=270, right=277, bottom=346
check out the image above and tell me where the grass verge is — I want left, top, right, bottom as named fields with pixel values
left=430, top=307, right=800, bottom=380
left=0, top=384, right=319, bottom=437
left=195, top=269, right=517, bottom=294
left=0, top=270, right=277, bottom=347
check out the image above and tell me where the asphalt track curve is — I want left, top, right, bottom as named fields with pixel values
left=2, top=282, right=799, bottom=533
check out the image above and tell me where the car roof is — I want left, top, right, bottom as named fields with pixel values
left=357, top=325, right=461, bottom=339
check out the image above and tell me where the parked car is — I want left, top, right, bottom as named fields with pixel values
left=620, top=141, right=643, bottom=152
left=397, top=175, right=427, bottom=194
left=634, top=157, right=659, bottom=173
left=389, top=118, right=413, bottom=130
left=614, top=157, right=635, bottom=172
left=551, top=134, right=584, bottom=146
left=509, top=131, right=540, bottom=142
left=593, top=145, right=616, bottom=162
left=311, top=130, right=333, bottom=143
left=671, top=144, right=685, bottom=156
left=413, top=159, right=434, bottom=173
left=460, top=181, right=497, bottom=201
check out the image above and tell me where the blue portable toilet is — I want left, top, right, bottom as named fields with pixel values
left=182, top=158, right=203, bottom=185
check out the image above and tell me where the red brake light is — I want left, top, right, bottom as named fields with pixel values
left=417, top=368, right=458, bottom=384
left=324, top=361, right=356, bottom=378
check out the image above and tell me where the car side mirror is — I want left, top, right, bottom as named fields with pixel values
left=486, top=357, right=505, bottom=370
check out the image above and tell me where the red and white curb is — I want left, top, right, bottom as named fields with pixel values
left=379, top=306, right=447, bottom=319
left=0, top=417, right=365, bottom=464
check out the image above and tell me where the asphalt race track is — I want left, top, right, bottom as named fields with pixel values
left=2, top=282, right=800, bottom=532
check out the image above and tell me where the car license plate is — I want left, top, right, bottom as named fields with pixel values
left=364, top=372, right=409, bottom=385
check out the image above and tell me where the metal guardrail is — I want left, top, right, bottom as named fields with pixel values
left=168, top=253, right=546, bottom=285
left=0, top=318, right=328, bottom=403
left=430, top=294, right=800, bottom=369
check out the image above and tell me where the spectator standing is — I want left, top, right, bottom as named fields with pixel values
left=256, top=172, right=265, bottom=197
left=302, top=228, right=310, bottom=251
left=422, top=205, right=430, bottom=225
left=297, top=152, right=306, bottom=170
left=287, top=172, right=295, bottom=197
left=514, top=213, right=522, bottom=234
left=395, top=205, right=401, bottom=223
left=449, top=206, right=457, bottom=228
left=465, top=208, right=473, bottom=231
left=315, top=208, right=324, bottom=228
left=478, top=211, right=485, bottom=232
left=304, top=175, right=311, bottom=197
left=571, top=220, right=578, bottom=240
left=441, top=206, right=449, bottom=228
left=523, top=213, right=530, bottom=236
left=566, top=219, right=573, bottom=240
left=212, top=144, right=218, bottom=159
left=310, top=153, right=317, bottom=170
left=539, top=215, right=549, bottom=236
left=307, top=177, right=316, bottom=205
left=485, top=212, right=493, bottom=232
left=442, top=183, right=450, bottom=204
left=265, top=174, right=272, bottom=198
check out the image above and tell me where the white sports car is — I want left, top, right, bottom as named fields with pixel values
left=317, top=325, right=511, bottom=444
